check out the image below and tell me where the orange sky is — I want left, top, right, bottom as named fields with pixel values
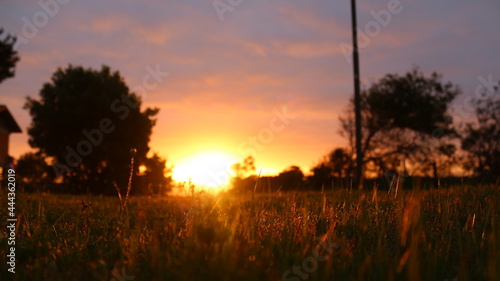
left=1, top=0, right=499, bottom=183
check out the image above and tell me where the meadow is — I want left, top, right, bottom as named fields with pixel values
left=1, top=184, right=498, bottom=281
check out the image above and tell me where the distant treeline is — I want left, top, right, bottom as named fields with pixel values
left=231, top=173, right=498, bottom=193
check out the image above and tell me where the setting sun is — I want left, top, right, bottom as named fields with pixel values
left=172, top=150, right=238, bottom=190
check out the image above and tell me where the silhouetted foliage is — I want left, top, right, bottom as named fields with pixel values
left=231, top=156, right=257, bottom=193
left=231, top=175, right=259, bottom=194
left=231, top=165, right=306, bottom=193
left=231, top=156, right=256, bottom=179
left=339, top=68, right=460, bottom=178
left=309, top=162, right=333, bottom=190
left=135, top=153, right=172, bottom=195
left=24, top=65, right=162, bottom=194
left=278, top=166, right=304, bottom=191
left=329, top=148, right=354, bottom=178
left=461, top=94, right=500, bottom=178
left=16, top=152, right=55, bottom=191
left=0, top=28, right=19, bottom=84
left=309, top=148, right=353, bottom=189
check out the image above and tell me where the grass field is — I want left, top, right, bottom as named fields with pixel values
left=1, top=184, right=499, bottom=281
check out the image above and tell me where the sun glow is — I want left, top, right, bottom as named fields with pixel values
left=172, top=150, right=238, bottom=191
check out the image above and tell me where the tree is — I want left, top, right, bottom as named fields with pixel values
left=230, top=156, right=257, bottom=192
left=461, top=95, right=500, bottom=177
left=231, top=156, right=256, bottom=179
left=24, top=65, right=160, bottom=194
left=0, top=28, right=20, bottom=84
left=309, top=162, right=333, bottom=190
left=277, top=166, right=304, bottom=191
left=309, top=148, right=353, bottom=190
left=16, top=152, right=55, bottom=192
left=339, top=68, right=460, bottom=178
left=329, top=148, right=354, bottom=178
left=135, top=153, right=172, bottom=195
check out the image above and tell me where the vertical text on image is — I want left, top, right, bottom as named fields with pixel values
left=6, top=168, right=17, bottom=274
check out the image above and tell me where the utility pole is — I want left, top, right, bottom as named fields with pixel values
left=351, top=0, right=363, bottom=189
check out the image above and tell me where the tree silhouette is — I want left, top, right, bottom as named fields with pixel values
left=17, top=152, right=55, bottom=191
left=24, top=65, right=161, bottom=194
left=461, top=94, right=500, bottom=177
left=135, top=153, right=172, bottom=195
left=329, top=148, right=354, bottom=178
left=230, top=156, right=257, bottom=192
left=0, top=28, right=19, bottom=84
left=309, top=162, right=333, bottom=190
left=231, top=156, right=256, bottom=179
left=278, top=166, right=304, bottom=191
left=339, top=68, right=460, bottom=177
left=309, top=148, right=353, bottom=190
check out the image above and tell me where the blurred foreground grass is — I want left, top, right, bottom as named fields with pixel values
left=1, top=185, right=499, bottom=281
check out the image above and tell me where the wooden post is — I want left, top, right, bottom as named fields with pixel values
left=350, top=0, right=363, bottom=189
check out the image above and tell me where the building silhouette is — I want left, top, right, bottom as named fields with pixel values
left=0, top=105, right=22, bottom=172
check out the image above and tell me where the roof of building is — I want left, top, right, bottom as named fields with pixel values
left=0, top=105, right=22, bottom=133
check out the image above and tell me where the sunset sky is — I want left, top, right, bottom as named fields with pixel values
left=1, top=0, right=499, bottom=183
